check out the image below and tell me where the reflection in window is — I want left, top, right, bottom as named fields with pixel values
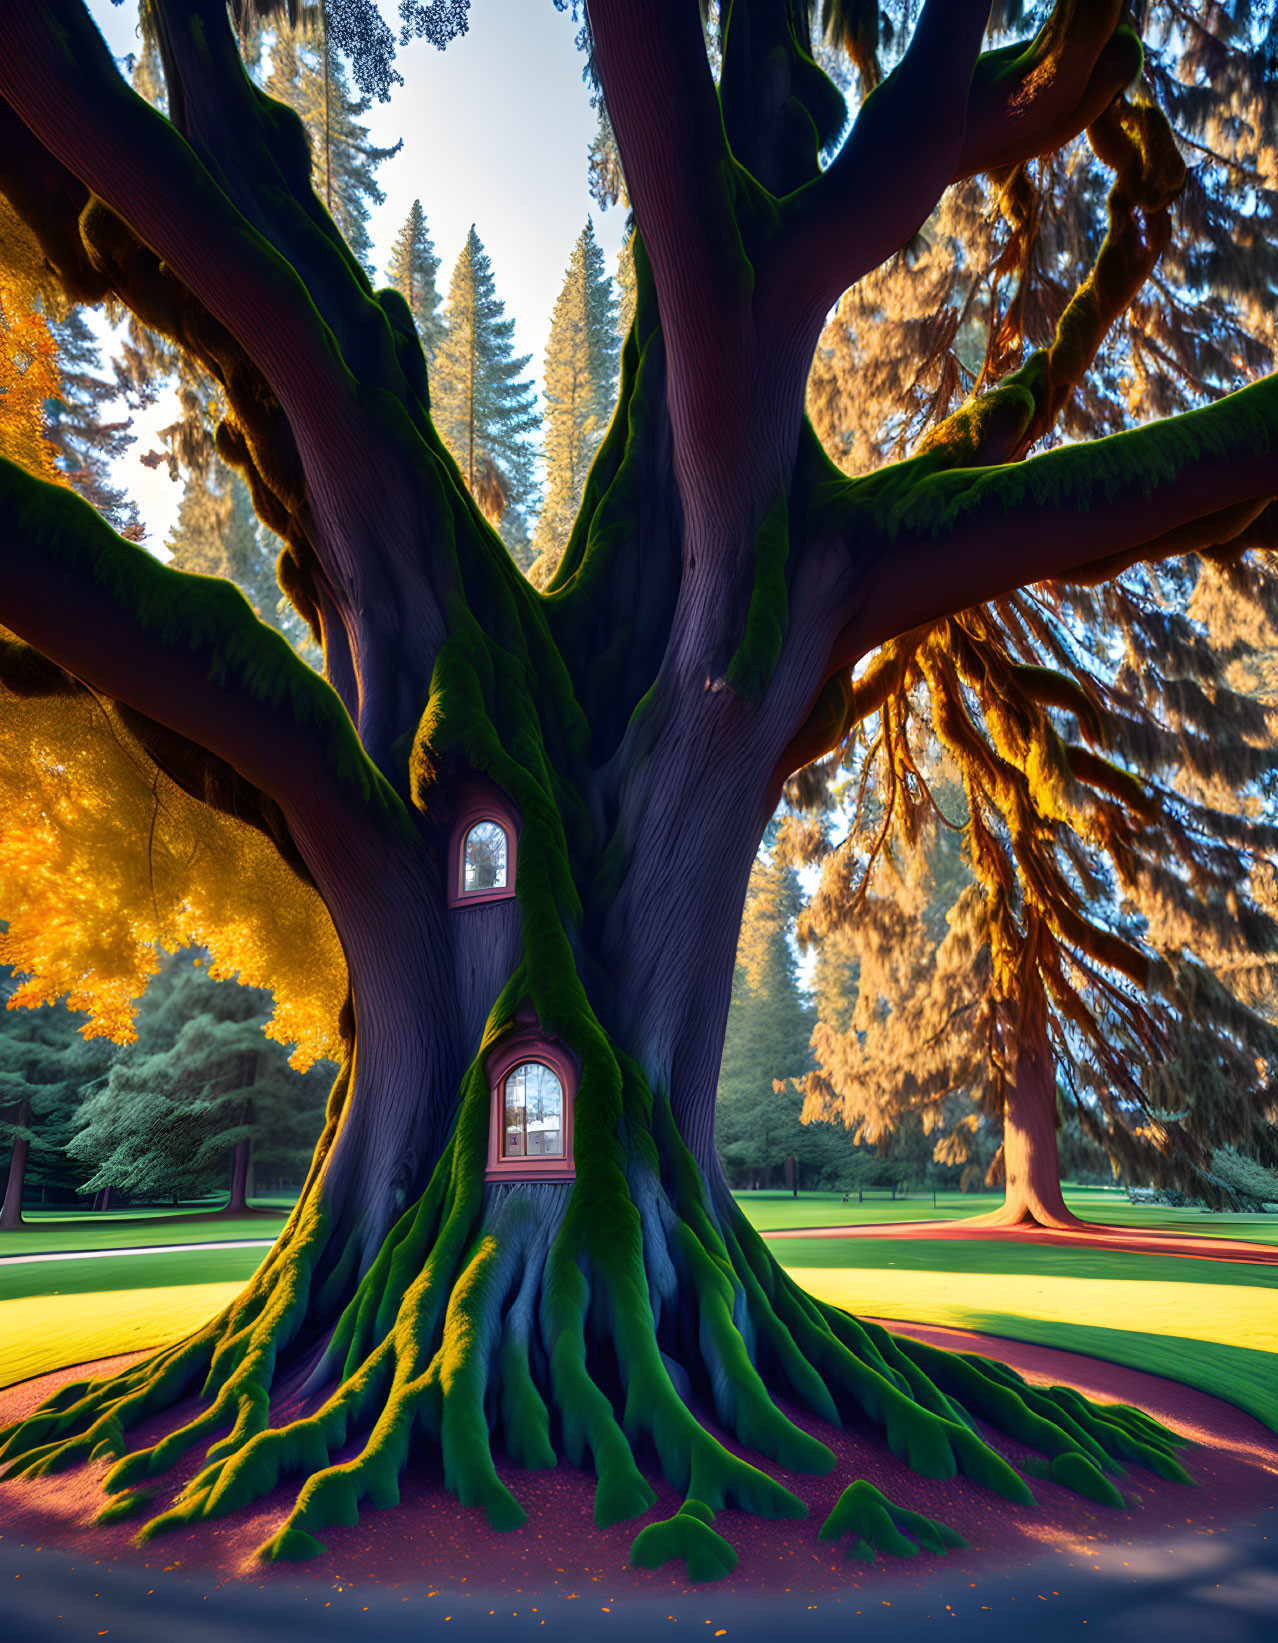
left=502, top=1061, right=564, bottom=1158
left=463, top=821, right=508, bottom=893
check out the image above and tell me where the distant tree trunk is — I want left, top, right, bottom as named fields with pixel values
left=784, top=1154, right=797, bottom=1197
left=227, top=1137, right=252, bottom=1215
left=1, top=1098, right=31, bottom=1230
left=93, top=1184, right=113, bottom=1213
left=967, top=1012, right=1090, bottom=1230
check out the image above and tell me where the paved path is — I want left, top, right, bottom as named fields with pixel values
left=0, top=1239, right=275, bottom=1267
left=2, top=1517, right=1275, bottom=1643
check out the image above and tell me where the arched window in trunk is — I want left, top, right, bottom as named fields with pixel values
left=485, top=1031, right=576, bottom=1181
left=447, top=788, right=519, bottom=907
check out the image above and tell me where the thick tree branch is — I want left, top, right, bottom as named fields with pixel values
left=0, top=0, right=455, bottom=735
left=718, top=0, right=848, bottom=196
left=0, top=455, right=402, bottom=826
left=588, top=0, right=745, bottom=320
left=839, top=374, right=1278, bottom=659
left=954, top=0, right=1135, bottom=180
left=586, top=0, right=759, bottom=502
left=774, top=0, right=990, bottom=319
left=774, top=1, right=1135, bottom=327
left=1, top=4, right=348, bottom=467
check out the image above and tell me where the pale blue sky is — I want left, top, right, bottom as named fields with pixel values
left=84, top=0, right=627, bottom=544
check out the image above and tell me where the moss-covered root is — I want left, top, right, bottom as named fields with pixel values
left=818, top=1480, right=968, bottom=1562
left=629, top=1499, right=738, bottom=1583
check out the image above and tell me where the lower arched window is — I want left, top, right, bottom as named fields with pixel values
left=485, top=1030, right=576, bottom=1181
left=501, top=1060, right=563, bottom=1158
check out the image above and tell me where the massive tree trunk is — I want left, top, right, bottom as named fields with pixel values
left=0, top=1099, right=31, bottom=1231
left=0, top=647, right=1190, bottom=1563
left=0, top=0, right=1263, bottom=1579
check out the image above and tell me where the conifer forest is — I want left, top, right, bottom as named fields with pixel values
left=1, top=0, right=1278, bottom=1610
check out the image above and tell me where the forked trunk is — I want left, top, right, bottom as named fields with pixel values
left=0, top=578, right=1192, bottom=1568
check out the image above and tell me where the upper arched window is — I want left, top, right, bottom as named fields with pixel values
left=485, top=1030, right=576, bottom=1181
left=463, top=820, right=508, bottom=894
left=448, top=789, right=519, bottom=907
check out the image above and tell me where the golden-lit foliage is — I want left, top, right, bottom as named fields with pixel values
left=787, top=565, right=1278, bottom=1195
left=0, top=637, right=346, bottom=1068
left=0, top=291, right=63, bottom=486
left=0, top=197, right=70, bottom=485
left=792, top=10, right=1278, bottom=1199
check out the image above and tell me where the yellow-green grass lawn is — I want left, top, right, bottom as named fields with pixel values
left=737, top=1184, right=1278, bottom=1242
left=0, top=1207, right=288, bottom=1259
left=764, top=1225, right=1278, bottom=1432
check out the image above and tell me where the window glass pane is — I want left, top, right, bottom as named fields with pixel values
left=502, top=1061, right=563, bottom=1159
left=503, top=1063, right=526, bottom=1156
left=464, top=821, right=508, bottom=892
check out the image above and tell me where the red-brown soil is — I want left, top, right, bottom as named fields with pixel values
left=1, top=1322, right=1275, bottom=1599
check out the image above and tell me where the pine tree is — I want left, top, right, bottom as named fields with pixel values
left=385, top=199, right=445, bottom=363
left=715, top=851, right=844, bottom=1193
left=529, top=221, right=619, bottom=588
left=789, top=3, right=1278, bottom=1229
left=44, top=309, right=141, bottom=538
left=165, top=463, right=317, bottom=661
left=264, top=22, right=400, bottom=277
left=431, top=226, right=541, bottom=565
left=0, top=970, right=113, bottom=1228
left=615, top=229, right=637, bottom=350
left=67, top=951, right=332, bottom=1210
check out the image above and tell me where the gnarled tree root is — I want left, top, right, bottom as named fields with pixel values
left=0, top=1098, right=1194, bottom=1580
left=818, top=1479, right=968, bottom=1561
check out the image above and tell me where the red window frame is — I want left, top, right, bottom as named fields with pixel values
left=448, top=790, right=520, bottom=908
left=485, top=1030, right=577, bottom=1182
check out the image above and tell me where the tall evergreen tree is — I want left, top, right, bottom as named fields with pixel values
left=715, top=851, right=843, bottom=1192
left=43, top=310, right=141, bottom=538
left=0, top=971, right=113, bottom=1228
left=431, top=226, right=541, bottom=564
left=529, top=221, right=620, bottom=589
left=264, top=22, right=401, bottom=277
left=615, top=229, right=637, bottom=352
left=67, top=951, right=332, bottom=1211
left=788, top=2, right=1278, bottom=1229
left=385, top=199, right=445, bottom=363
left=166, top=462, right=318, bottom=662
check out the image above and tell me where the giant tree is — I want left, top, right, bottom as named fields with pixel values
left=0, top=0, right=1268, bottom=1575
